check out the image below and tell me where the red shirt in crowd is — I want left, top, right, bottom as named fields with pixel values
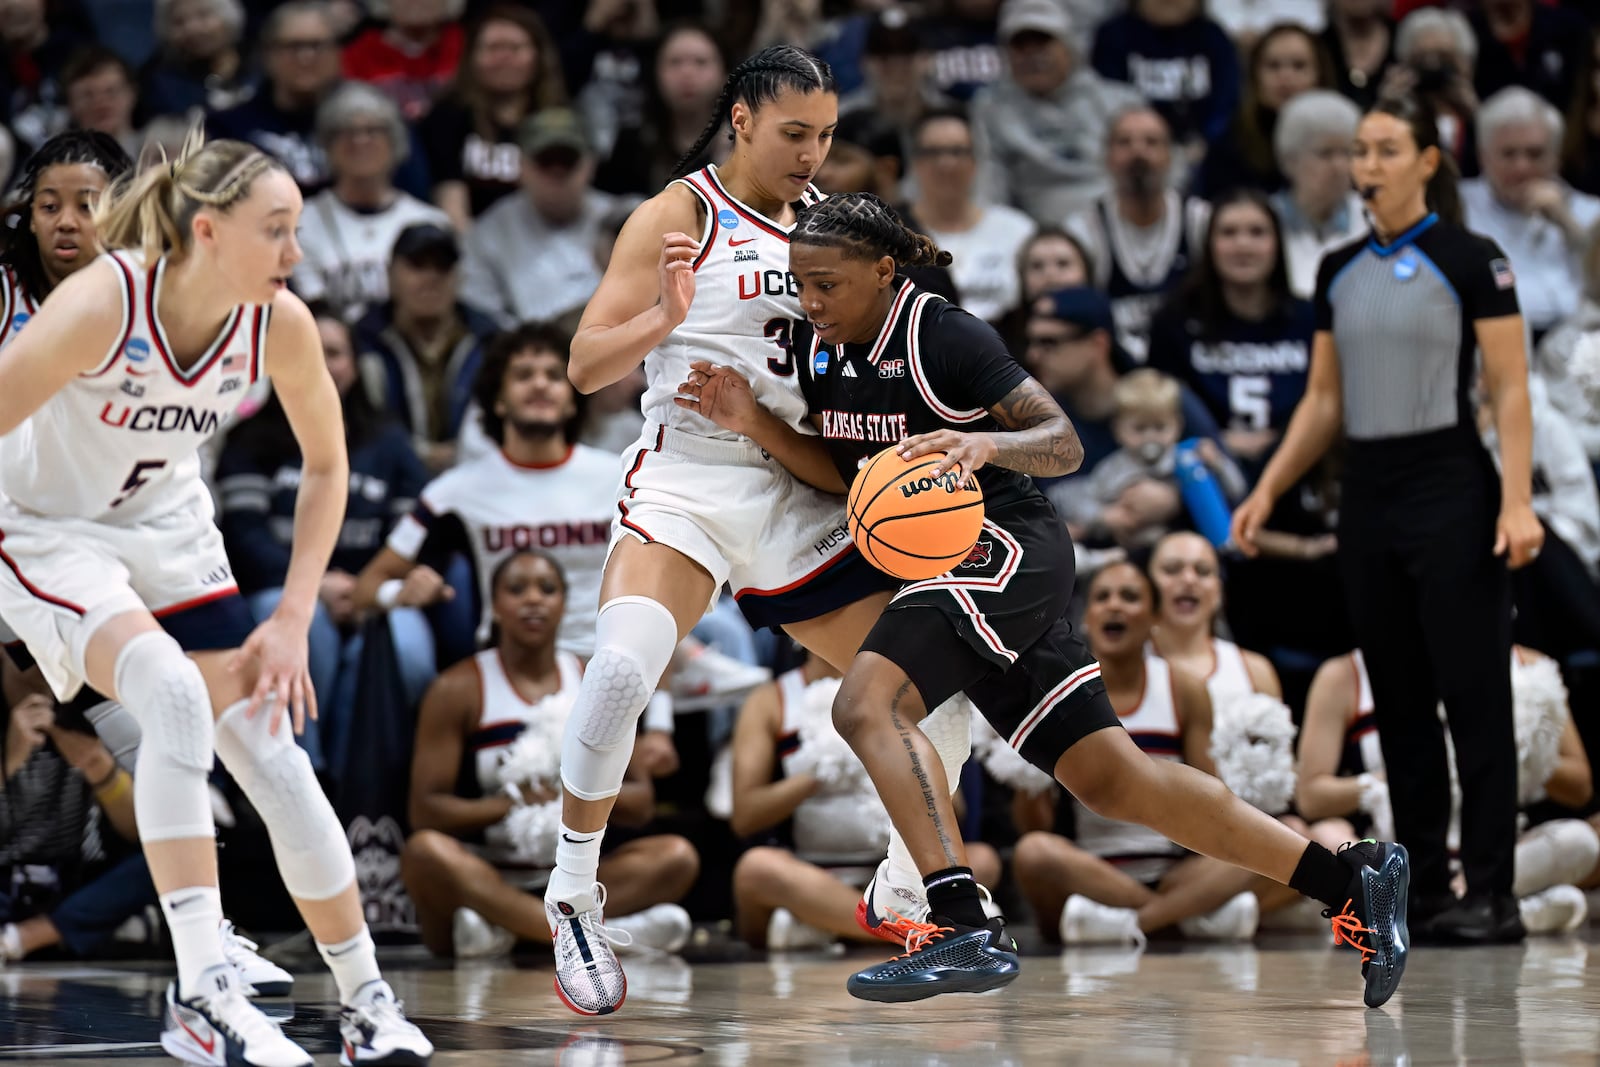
left=343, top=24, right=465, bottom=122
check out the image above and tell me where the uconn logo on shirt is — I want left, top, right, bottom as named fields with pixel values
left=483, top=521, right=610, bottom=551
left=738, top=270, right=798, bottom=301
left=98, top=403, right=221, bottom=435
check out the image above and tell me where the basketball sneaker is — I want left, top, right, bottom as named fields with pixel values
left=547, top=883, right=630, bottom=1016
left=338, top=980, right=433, bottom=1065
left=451, top=908, right=515, bottom=960
left=670, top=641, right=771, bottom=711
left=845, top=918, right=1020, bottom=1003
left=160, top=965, right=311, bottom=1067
left=609, top=903, right=692, bottom=955
left=1059, top=895, right=1147, bottom=948
left=220, top=920, right=294, bottom=997
left=766, top=908, right=835, bottom=952
left=856, top=858, right=1002, bottom=945
left=1326, top=839, right=1410, bottom=1008
left=1178, top=891, right=1260, bottom=942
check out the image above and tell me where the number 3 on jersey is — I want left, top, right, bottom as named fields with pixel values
left=111, top=459, right=168, bottom=509
left=764, top=318, right=794, bottom=376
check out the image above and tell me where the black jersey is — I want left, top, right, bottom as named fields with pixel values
left=795, top=279, right=1040, bottom=512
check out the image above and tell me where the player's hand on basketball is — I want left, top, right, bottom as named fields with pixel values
left=233, top=614, right=316, bottom=738
left=658, top=231, right=699, bottom=327
left=676, top=359, right=759, bottom=434
left=397, top=564, right=453, bottom=607
left=1230, top=489, right=1275, bottom=558
left=896, top=430, right=997, bottom=481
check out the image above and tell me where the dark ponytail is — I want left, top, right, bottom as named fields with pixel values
left=671, top=44, right=837, bottom=178
left=1368, top=94, right=1463, bottom=227
left=792, top=192, right=954, bottom=268
left=0, top=129, right=133, bottom=303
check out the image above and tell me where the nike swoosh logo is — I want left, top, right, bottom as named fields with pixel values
left=327, top=941, right=361, bottom=957
left=167, top=894, right=205, bottom=911
left=561, top=833, right=595, bottom=844
left=176, top=1011, right=216, bottom=1055
left=727, top=236, right=758, bottom=247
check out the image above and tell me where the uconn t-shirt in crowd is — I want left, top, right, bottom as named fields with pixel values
left=1146, top=297, right=1314, bottom=435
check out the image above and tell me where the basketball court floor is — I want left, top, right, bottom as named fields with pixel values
left=3, top=932, right=1598, bottom=1065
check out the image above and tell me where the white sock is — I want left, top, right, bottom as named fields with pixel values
left=161, top=887, right=228, bottom=1000
left=546, top=822, right=605, bottom=909
left=885, top=829, right=926, bottom=892
left=316, top=926, right=381, bottom=1005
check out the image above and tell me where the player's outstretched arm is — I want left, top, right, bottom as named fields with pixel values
left=0, top=258, right=124, bottom=436
left=677, top=360, right=847, bottom=495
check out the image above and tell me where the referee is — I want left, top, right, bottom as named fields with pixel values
left=1233, top=95, right=1543, bottom=945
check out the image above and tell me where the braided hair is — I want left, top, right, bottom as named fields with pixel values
left=1, top=130, right=132, bottom=303
left=792, top=192, right=953, bottom=268
left=672, top=45, right=837, bottom=178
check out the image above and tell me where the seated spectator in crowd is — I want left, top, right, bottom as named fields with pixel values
left=997, top=225, right=1096, bottom=353
left=1271, top=90, right=1367, bottom=299
left=971, top=0, right=1142, bottom=224
left=207, top=0, right=342, bottom=190
left=909, top=108, right=1035, bottom=325
left=1535, top=225, right=1600, bottom=474
left=1383, top=7, right=1480, bottom=176
left=355, top=222, right=499, bottom=473
left=596, top=21, right=727, bottom=198
left=837, top=10, right=955, bottom=194
left=460, top=108, right=621, bottom=326
left=1207, top=0, right=1325, bottom=50
left=1296, top=646, right=1598, bottom=937
left=294, top=83, right=452, bottom=321
left=1320, top=0, right=1394, bottom=110
left=217, top=303, right=434, bottom=774
left=1050, top=369, right=1245, bottom=550
left=1090, top=0, right=1240, bottom=163
left=400, top=550, right=697, bottom=959
left=918, top=0, right=1006, bottom=103
left=140, top=0, right=255, bottom=121
left=0, top=0, right=89, bottom=152
left=0, top=682, right=153, bottom=964
left=1197, top=23, right=1333, bottom=199
left=1470, top=0, right=1587, bottom=115
left=1068, top=105, right=1211, bottom=363
left=1148, top=531, right=1282, bottom=705
left=729, top=652, right=1002, bottom=951
left=420, top=5, right=566, bottom=230
left=61, top=47, right=142, bottom=160
left=1013, top=562, right=1260, bottom=946
left=1461, top=87, right=1600, bottom=341
left=342, top=0, right=465, bottom=122
left=1562, top=29, right=1600, bottom=198
left=1149, top=188, right=1313, bottom=474
left=569, top=0, right=662, bottom=166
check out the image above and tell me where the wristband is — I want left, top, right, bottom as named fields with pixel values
left=95, top=769, right=130, bottom=805
left=376, top=579, right=404, bottom=610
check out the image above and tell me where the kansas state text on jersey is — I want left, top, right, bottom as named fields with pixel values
left=0, top=251, right=267, bottom=523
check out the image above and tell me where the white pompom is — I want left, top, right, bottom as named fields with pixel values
left=502, top=799, right=563, bottom=866
left=784, top=678, right=874, bottom=793
left=1209, top=691, right=1298, bottom=815
left=1571, top=331, right=1600, bottom=407
left=970, top=715, right=1056, bottom=796
left=492, top=688, right=576, bottom=794
left=1512, top=653, right=1571, bottom=807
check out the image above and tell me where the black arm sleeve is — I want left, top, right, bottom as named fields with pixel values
left=919, top=305, right=1030, bottom=410
left=1447, top=234, right=1522, bottom=321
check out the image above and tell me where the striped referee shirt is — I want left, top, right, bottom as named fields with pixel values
left=1315, top=214, right=1520, bottom=441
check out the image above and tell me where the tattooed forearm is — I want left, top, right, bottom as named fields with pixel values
left=984, top=378, right=1084, bottom=478
left=889, top=683, right=962, bottom=867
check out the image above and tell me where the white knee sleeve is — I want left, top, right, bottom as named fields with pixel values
left=561, top=596, right=678, bottom=802
left=214, top=701, right=355, bottom=900
left=115, top=632, right=216, bottom=843
left=886, top=695, right=973, bottom=881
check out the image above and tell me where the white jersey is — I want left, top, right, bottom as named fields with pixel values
left=1207, top=638, right=1256, bottom=709
left=386, top=444, right=617, bottom=655
left=774, top=666, right=889, bottom=863
left=641, top=164, right=823, bottom=440
left=1073, top=654, right=1187, bottom=882
left=0, top=250, right=268, bottom=524
left=0, top=266, right=39, bottom=349
left=291, top=190, right=450, bottom=318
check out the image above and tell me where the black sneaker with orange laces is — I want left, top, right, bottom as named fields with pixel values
left=1326, top=839, right=1410, bottom=1008
left=845, top=917, right=1020, bottom=1003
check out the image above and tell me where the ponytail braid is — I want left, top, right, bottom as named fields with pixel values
left=671, top=45, right=837, bottom=178
left=792, top=192, right=954, bottom=268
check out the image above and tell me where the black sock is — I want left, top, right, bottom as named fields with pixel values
left=1290, top=842, right=1355, bottom=909
left=924, top=866, right=987, bottom=928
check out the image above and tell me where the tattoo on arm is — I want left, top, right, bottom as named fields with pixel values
left=985, top=378, right=1084, bottom=478
left=889, top=681, right=961, bottom=868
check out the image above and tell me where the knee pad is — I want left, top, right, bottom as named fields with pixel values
left=84, top=699, right=141, bottom=772
left=562, top=596, right=677, bottom=801
left=215, top=701, right=354, bottom=900
left=921, top=695, right=974, bottom=795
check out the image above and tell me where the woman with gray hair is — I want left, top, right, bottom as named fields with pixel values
left=140, top=0, right=254, bottom=118
left=1270, top=90, right=1367, bottom=299
left=1382, top=6, right=1481, bottom=174
left=293, top=82, right=452, bottom=319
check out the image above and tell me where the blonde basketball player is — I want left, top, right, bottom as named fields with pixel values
left=0, top=130, right=430, bottom=1066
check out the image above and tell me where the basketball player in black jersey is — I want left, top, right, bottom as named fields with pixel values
left=680, top=192, right=1411, bottom=1008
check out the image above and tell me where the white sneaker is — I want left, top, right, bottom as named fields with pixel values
left=1178, top=891, right=1261, bottom=942
left=546, top=883, right=630, bottom=1016
left=1060, top=895, right=1147, bottom=948
left=451, top=908, right=515, bottom=960
left=1519, top=884, right=1589, bottom=935
left=338, top=980, right=433, bottom=1066
left=220, top=921, right=294, bottom=997
left=608, top=903, right=691, bottom=955
left=1514, top=819, right=1600, bottom=898
left=855, top=857, right=1003, bottom=945
left=160, top=966, right=311, bottom=1067
left=669, top=641, right=771, bottom=711
left=766, top=908, right=835, bottom=952
left=0, top=922, right=21, bottom=964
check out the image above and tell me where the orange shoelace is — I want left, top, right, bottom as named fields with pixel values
left=876, top=906, right=942, bottom=943
left=1329, top=900, right=1375, bottom=962
left=891, top=924, right=956, bottom=961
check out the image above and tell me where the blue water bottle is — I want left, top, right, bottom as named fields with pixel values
left=1174, top=437, right=1233, bottom=548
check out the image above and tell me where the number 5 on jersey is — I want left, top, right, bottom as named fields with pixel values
left=112, top=460, right=168, bottom=509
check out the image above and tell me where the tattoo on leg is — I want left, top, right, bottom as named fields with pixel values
left=889, top=682, right=960, bottom=867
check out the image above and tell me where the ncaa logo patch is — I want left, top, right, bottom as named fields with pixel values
left=813, top=347, right=828, bottom=375
left=11, top=311, right=29, bottom=333
left=717, top=209, right=739, bottom=230
left=124, top=337, right=151, bottom=363
left=1392, top=250, right=1419, bottom=282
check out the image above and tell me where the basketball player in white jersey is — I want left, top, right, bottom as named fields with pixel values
left=0, top=129, right=294, bottom=1000
left=1012, top=563, right=1262, bottom=945
left=400, top=551, right=698, bottom=961
left=0, top=130, right=430, bottom=1066
left=1147, top=532, right=1282, bottom=707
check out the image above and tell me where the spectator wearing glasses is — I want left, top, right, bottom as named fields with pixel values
left=62, top=47, right=143, bottom=161
left=140, top=0, right=255, bottom=120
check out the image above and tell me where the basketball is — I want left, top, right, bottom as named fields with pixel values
left=847, top=446, right=986, bottom=581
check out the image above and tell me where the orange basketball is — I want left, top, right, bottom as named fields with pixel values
left=847, top=446, right=986, bottom=581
